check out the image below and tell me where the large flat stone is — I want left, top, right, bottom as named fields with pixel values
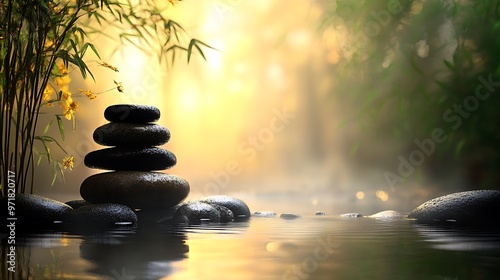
left=84, top=147, right=176, bottom=171
left=80, top=171, right=190, bottom=209
left=93, top=123, right=170, bottom=146
left=66, top=203, right=138, bottom=232
left=408, top=190, right=500, bottom=228
left=0, top=194, right=73, bottom=232
left=104, top=104, right=160, bottom=123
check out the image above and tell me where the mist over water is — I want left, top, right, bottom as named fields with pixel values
left=35, top=0, right=470, bottom=214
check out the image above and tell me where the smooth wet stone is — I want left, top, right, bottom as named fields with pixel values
left=65, top=199, right=91, bottom=210
left=315, top=211, right=326, bottom=216
left=340, top=213, right=363, bottom=218
left=104, top=104, right=160, bottom=123
left=408, top=190, right=500, bottom=227
left=197, top=195, right=251, bottom=221
left=280, top=213, right=301, bottom=220
left=84, top=147, right=176, bottom=171
left=80, top=171, right=190, bottom=209
left=369, top=210, right=405, bottom=219
left=0, top=194, right=72, bottom=232
left=93, top=123, right=170, bottom=146
left=174, top=201, right=221, bottom=224
left=135, top=206, right=180, bottom=225
left=252, top=211, right=277, bottom=217
left=67, top=203, right=137, bottom=231
left=211, top=204, right=234, bottom=223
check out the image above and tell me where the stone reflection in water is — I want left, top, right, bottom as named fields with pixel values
left=80, top=231, right=188, bottom=280
left=414, top=225, right=500, bottom=252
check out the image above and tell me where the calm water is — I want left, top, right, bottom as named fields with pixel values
left=2, top=215, right=500, bottom=280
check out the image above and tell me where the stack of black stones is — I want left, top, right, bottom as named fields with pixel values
left=80, top=104, right=190, bottom=213
left=0, top=104, right=251, bottom=232
left=78, top=104, right=250, bottom=227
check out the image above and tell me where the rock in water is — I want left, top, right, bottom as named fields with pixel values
left=80, top=171, right=190, bottom=209
left=65, top=200, right=91, bottom=210
left=198, top=195, right=251, bottom=221
left=210, top=204, right=235, bottom=223
left=93, top=123, right=171, bottom=146
left=104, top=104, right=160, bottom=123
left=67, top=203, right=137, bottom=232
left=369, top=210, right=405, bottom=219
left=253, top=211, right=277, bottom=218
left=0, top=194, right=73, bottom=232
left=84, top=147, right=176, bottom=171
left=408, top=190, right=500, bottom=228
left=280, top=213, right=301, bottom=220
left=340, top=213, right=363, bottom=218
left=174, top=201, right=221, bottom=224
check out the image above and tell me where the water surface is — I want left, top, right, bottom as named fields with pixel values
left=2, top=215, right=500, bottom=280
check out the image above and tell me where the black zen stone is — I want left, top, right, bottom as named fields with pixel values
left=104, top=104, right=160, bottom=123
left=66, top=203, right=137, bottom=232
left=174, top=201, right=221, bottom=224
left=0, top=194, right=73, bottom=232
left=84, top=147, right=176, bottom=171
left=93, top=123, right=171, bottom=147
left=408, top=190, right=500, bottom=228
left=80, top=171, right=190, bottom=209
left=65, top=199, right=92, bottom=210
left=197, top=195, right=251, bottom=221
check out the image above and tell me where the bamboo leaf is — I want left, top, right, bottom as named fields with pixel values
left=87, top=43, right=101, bottom=60
left=51, top=168, right=58, bottom=186
left=56, top=115, right=65, bottom=141
left=44, top=120, right=53, bottom=135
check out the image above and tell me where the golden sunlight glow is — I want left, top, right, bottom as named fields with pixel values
left=376, top=190, right=389, bottom=202
left=356, top=191, right=365, bottom=200
left=178, top=89, right=199, bottom=111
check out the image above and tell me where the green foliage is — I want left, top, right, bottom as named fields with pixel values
left=0, top=0, right=209, bottom=196
left=322, top=0, right=500, bottom=187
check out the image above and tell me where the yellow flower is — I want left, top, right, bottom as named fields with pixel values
left=56, top=61, right=69, bottom=76
left=98, top=62, right=119, bottom=72
left=79, top=89, right=97, bottom=100
left=61, top=91, right=70, bottom=101
left=114, top=80, right=124, bottom=93
left=55, top=75, right=70, bottom=86
left=44, top=39, right=54, bottom=51
left=43, top=85, right=55, bottom=106
left=59, top=94, right=76, bottom=120
left=62, top=156, right=75, bottom=170
left=69, top=101, right=78, bottom=111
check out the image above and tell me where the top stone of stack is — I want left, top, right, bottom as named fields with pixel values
left=104, top=104, right=160, bottom=123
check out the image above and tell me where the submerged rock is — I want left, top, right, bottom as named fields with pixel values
left=340, top=213, right=363, bottom=218
left=65, top=199, right=91, bottom=210
left=0, top=194, right=72, bottom=232
left=210, top=204, right=235, bottom=223
left=408, top=190, right=500, bottom=228
left=252, top=211, right=277, bottom=217
left=369, top=210, right=406, bottom=219
left=280, top=213, right=301, bottom=220
left=174, top=201, right=221, bottom=224
left=67, top=203, right=137, bottom=232
left=198, top=195, right=251, bottom=221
